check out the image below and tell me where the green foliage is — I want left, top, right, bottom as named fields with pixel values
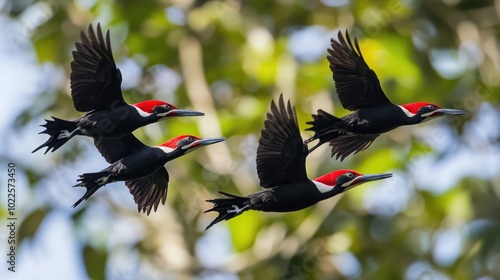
left=5, top=0, right=500, bottom=279
left=17, top=209, right=47, bottom=244
left=83, top=245, right=108, bottom=280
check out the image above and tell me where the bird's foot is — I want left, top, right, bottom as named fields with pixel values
left=58, top=130, right=71, bottom=139
left=95, top=175, right=111, bottom=185
left=227, top=205, right=249, bottom=214
left=58, top=128, right=78, bottom=139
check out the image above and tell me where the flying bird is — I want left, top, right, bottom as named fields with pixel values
left=72, top=134, right=225, bottom=214
left=305, top=31, right=466, bottom=161
left=33, top=23, right=203, bottom=154
left=204, top=95, right=391, bottom=230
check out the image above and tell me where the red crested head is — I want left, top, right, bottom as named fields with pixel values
left=314, top=169, right=362, bottom=187
left=399, top=102, right=466, bottom=119
left=158, top=135, right=224, bottom=155
left=160, top=135, right=200, bottom=149
left=312, top=170, right=392, bottom=194
left=401, top=102, right=440, bottom=115
left=133, top=100, right=176, bottom=114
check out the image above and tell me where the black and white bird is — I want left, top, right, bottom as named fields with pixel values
left=204, top=95, right=391, bottom=229
left=33, top=23, right=203, bottom=154
left=306, top=31, right=466, bottom=161
left=72, top=134, right=224, bottom=214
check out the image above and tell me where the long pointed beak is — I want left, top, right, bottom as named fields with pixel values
left=434, top=108, right=467, bottom=116
left=194, top=137, right=226, bottom=147
left=354, top=173, right=393, bottom=184
left=167, top=109, right=205, bottom=117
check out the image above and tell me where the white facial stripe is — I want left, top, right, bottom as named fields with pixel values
left=421, top=111, right=435, bottom=118
left=341, top=178, right=357, bottom=188
left=157, top=146, right=174, bottom=153
left=181, top=141, right=196, bottom=150
left=398, top=106, right=416, bottom=118
left=133, top=105, right=152, bottom=117
left=312, top=180, right=334, bottom=193
left=182, top=140, right=204, bottom=151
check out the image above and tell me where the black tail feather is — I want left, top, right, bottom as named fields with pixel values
left=305, top=109, right=343, bottom=152
left=72, top=171, right=110, bottom=208
left=32, top=117, right=79, bottom=154
left=204, top=191, right=249, bottom=230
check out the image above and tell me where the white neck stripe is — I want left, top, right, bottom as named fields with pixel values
left=157, top=146, right=174, bottom=153
left=398, top=105, right=416, bottom=118
left=312, top=180, right=334, bottom=193
left=132, top=105, right=153, bottom=117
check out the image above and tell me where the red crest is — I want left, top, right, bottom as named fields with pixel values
left=160, top=135, right=200, bottom=149
left=133, top=100, right=176, bottom=114
left=401, top=102, right=440, bottom=114
left=314, top=169, right=361, bottom=186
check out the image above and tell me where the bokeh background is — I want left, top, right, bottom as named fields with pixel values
left=1, top=0, right=499, bottom=279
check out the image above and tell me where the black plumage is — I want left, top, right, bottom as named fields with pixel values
left=256, top=95, right=308, bottom=188
left=306, top=30, right=466, bottom=161
left=72, top=134, right=224, bottom=214
left=33, top=24, right=203, bottom=154
left=70, top=23, right=125, bottom=112
left=205, top=95, right=391, bottom=230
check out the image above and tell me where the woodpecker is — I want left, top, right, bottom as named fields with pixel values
left=204, top=95, right=391, bottom=230
left=305, top=31, right=467, bottom=161
left=72, top=134, right=225, bottom=214
left=33, top=23, right=203, bottom=154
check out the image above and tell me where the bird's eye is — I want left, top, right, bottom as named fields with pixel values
left=186, top=136, right=193, bottom=141
left=163, top=104, right=170, bottom=109
left=346, top=173, right=354, bottom=178
left=428, top=105, right=435, bottom=110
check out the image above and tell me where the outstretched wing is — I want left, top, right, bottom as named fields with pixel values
left=328, top=30, right=392, bottom=111
left=70, top=23, right=125, bottom=112
left=256, top=94, right=309, bottom=188
left=93, top=134, right=146, bottom=163
left=125, top=167, right=169, bottom=215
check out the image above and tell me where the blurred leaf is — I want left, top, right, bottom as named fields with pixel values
left=18, top=209, right=47, bottom=245
left=83, top=245, right=108, bottom=280
left=230, top=211, right=264, bottom=251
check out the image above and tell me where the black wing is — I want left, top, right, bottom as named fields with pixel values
left=256, top=94, right=309, bottom=188
left=125, top=168, right=169, bottom=215
left=328, top=134, right=380, bottom=161
left=328, top=30, right=392, bottom=111
left=93, top=134, right=146, bottom=163
left=70, top=23, right=125, bottom=112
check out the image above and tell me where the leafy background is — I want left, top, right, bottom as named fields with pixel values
left=0, top=0, right=499, bottom=279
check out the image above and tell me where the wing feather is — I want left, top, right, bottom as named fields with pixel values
left=328, top=134, right=380, bottom=161
left=93, top=134, right=146, bottom=163
left=125, top=168, right=169, bottom=215
left=70, top=23, right=125, bottom=112
left=328, top=30, right=392, bottom=111
left=256, top=94, right=308, bottom=188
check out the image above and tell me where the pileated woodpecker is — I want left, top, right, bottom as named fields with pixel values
left=204, top=95, right=391, bottom=230
left=72, top=134, right=224, bottom=214
left=305, top=31, right=466, bottom=161
left=33, top=23, right=203, bottom=154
